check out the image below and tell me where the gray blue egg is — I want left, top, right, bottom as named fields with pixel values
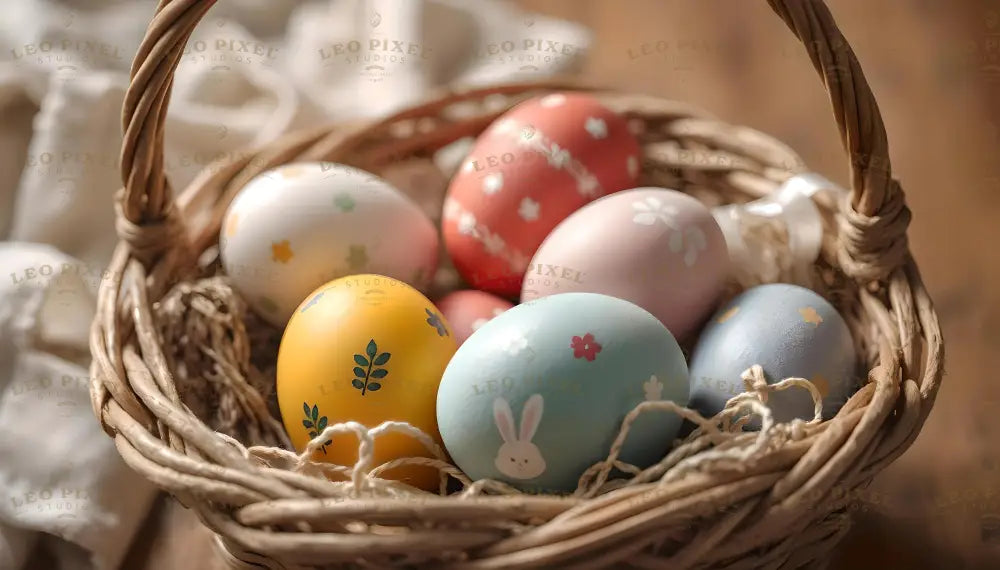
left=688, top=283, right=858, bottom=426
left=436, top=292, right=689, bottom=493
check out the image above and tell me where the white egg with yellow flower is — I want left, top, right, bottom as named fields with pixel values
left=219, top=162, right=438, bottom=327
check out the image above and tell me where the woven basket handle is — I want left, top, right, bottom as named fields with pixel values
left=117, top=0, right=908, bottom=278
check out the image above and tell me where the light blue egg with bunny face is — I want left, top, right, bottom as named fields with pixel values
left=436, top=292, right=688, bottom=494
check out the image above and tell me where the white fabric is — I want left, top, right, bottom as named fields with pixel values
left=711, top=173, right=849, bottom=285
left=0, top=1, right=590, bottom=568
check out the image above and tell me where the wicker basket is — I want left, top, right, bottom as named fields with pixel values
left=89, top=0, right=943, bottom=568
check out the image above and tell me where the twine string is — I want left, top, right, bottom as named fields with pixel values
left=206, top=365, right=825, bottom=504
left=165, top=274, right=829, bottom=511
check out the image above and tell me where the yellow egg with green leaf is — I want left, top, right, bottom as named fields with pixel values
left=276, top=274, right=457, bottom=491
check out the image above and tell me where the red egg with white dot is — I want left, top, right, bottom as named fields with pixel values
left=435, top=290, right=515, bottom=346
left=442, top=92, right=641, bottom=298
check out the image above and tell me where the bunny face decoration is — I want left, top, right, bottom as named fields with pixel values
left=493, top=394, right=546, bottom=479
left=437, top=292, right=690, bottom=493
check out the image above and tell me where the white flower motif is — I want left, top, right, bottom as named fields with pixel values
left=518, top=197, right=540, bottom=221
left=443, top=198, right=462, bottom=220
left=520, top=126, right=536, bottom=141
left=508, top=249, right=530, bottom=272
left=585, top=117, right=608, bottom=139
left=539, top=94, right=566, bottom=107
left=500, top=331, right=529, bottom=355
left=493, top=118, right=517, bottom=134
left=631, top=196, right=680, bottom=227
left=548, top=143, right=570, bottom=168
left=471, top=308, right=505, bottom=332
left=643, top=375, right=664, bottom=401
left=669, top=226, right=709, bottom=267
left=577, top=174, right=599, bottom=196
left=483, top=231, right=506, bottom=255
left=627, top=155, right=639, bottom=178
left=458, top=212, right=477, bottom=235
left=483, top=172, right=504, bottom=195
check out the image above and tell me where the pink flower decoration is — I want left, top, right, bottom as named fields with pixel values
left=571, top=333, right=602, bottom=362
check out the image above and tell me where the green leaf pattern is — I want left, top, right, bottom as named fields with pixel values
left=353, top=339, right=391, bottom=395
left=424, top=308, right=448, bottom=337
left=301, top=401, right=333, bottom=454
left=333, top=193, right=356, bottom=212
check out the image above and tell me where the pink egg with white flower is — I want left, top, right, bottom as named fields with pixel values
left=442, top=92, right=641, bottom=299
left=521, top=187, right=729, bottom=340
left=435, top=290, right=515, bottom=346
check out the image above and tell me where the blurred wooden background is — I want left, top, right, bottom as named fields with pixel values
left=109, top=0, right=1000, bottom=568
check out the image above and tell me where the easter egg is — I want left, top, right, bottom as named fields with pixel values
left=220, top=162, right=438, bottom=327
left=442, top=92, right=641, bottom=298
left=688, top=283, right=859, bottom=426
left=522, top=188, right=729, bottom=340
left=276, top=274, right=457, bottom=490
left=435, top=290, right=515, bottom=346
left=436, top=292, right=688, bottom=493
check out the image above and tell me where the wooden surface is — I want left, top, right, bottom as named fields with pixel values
left=100, top=0, right=1000, bottom=569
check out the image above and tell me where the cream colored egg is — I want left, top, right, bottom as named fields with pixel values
left=220, top=162, right=439, bottom=327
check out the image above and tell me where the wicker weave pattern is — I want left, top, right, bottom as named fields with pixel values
left=89, top=1, right=944, bottom=568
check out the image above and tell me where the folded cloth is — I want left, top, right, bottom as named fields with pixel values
left=0, top=1, right=591, bottom=568
left=6, top=71, right=127, bottom=271
left=285, top=0, right=590, bottom=120
left=0, top=242, right=159, bottom=570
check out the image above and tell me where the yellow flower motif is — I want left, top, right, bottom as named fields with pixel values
left=258, top=296, right=279, bottom=314
left=717, top=306, right=740, bottom=324
left=281, top=164, right=307, bottom=179
left=271, top=240, right=294, bottom=263
left=346, top=245, right=368, bottom=271
left=810, top=374, right=830, bottom=398
left=225, top=212, right=239, bottom=237
left=799, top=306, right=823, bottom=326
